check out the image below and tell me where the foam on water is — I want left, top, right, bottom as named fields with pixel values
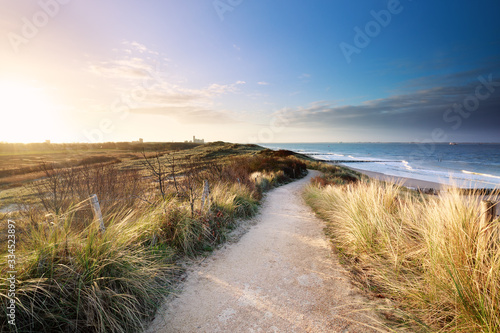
left=339, top=159, right=499, bottom=188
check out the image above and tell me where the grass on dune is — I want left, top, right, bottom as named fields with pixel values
left=304, top=172, right=500, bottom=332
left=1, top=208, right=174, bottom=333
left=0, top=148, right=307, bottom=332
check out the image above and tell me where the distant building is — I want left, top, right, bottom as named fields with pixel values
left=139, top=138, right=143, bottom=143
left=45, top=140, right=51, bottom=144
left=192, top=136, right=205, bottom=144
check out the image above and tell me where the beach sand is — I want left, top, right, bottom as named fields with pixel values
left=346, top=166, right=445, bottom=190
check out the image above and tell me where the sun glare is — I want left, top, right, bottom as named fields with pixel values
left=0, top=81, right=62, bottom=143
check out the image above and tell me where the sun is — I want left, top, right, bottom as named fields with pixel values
left=0, top=81, right=63, bottom=143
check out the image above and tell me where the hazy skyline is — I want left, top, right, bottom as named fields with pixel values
left=1, top=0, right=499, bottom=143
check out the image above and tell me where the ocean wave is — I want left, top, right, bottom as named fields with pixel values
left=462, top=170, right=500, bottom=180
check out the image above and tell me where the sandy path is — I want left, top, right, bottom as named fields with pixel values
left=148, top=170, right=380, bottom=333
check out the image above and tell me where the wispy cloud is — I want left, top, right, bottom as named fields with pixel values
left=401, top=63, right=500, bottom=90
left=278, top=80, right=500, bottom=134
left=86, top=41, right=246, bottom=124
left=257, top=81, right=270, bottom=86
left=122, top=40, right=159, bottom=55
left=130, top=106, right=239, bottom=124
left=88, top=57, right=153, bottom=79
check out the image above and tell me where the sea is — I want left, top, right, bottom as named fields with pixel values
left=260, top=143, right=500, bottom=189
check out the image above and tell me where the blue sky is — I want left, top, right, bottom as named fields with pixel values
left=1, top=0, right=499, bottom=143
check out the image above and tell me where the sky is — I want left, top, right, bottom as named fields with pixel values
left=0, top=0, right=499, bottom=144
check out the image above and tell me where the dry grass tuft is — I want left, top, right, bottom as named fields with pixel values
left=305, top=177, right=500, bottom=332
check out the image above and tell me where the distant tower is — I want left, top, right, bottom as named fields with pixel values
left=191, top=136, right=205, bottom=144
left=139, top=138, right=143, bottom=143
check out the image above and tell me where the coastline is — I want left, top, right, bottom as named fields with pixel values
left=265, top=143, right=500, bottom=190
left=344, top=166, right=445, bottom=190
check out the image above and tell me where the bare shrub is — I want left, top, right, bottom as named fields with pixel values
left=177, top=157, right=204, bottom=217
left=71, top=163, right=145, bottom=216
left=30, top=162, right=146, bottom=219
left=32, top=162, right=75, bottom=215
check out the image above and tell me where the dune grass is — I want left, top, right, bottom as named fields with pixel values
left=304, top=173, right=500, bottom=332
left=0, top=149, right=307, bottom=332
left=5, top=210, right=174, bottom=333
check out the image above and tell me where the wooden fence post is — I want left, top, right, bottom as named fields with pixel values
left=201, top=180, right=210, bottom=210
left=90, top=194, right=106, bottom=233
left=479, top=200, right=497, bottom=250
left=481, top=200, right=495, bottom=226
